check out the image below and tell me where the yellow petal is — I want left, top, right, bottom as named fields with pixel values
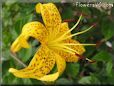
left=50, top=22, right=71, bottom=44
left=56, top=15, right=82, bottom=40
left=9, top=45, right=55, bottom=79
left=10, top=21, right=46, bottom=53
left=36, top=3, right=61, bottom=28
left=18, top=35, right=30, bottom=48
left=10, top=35, right=30, bottom=53
left=21, top=21, right=46, bottom=42
left=55, top=53, right=66, bottom=74
left=10, top=36, right=21, bottom=53
left=59, top=22, right=71, bottom=36
left=38, top=52, right=66, bottom=82
left=38, top=72, right=59, bottom=82
left=55, top=39, right=85, bottom=62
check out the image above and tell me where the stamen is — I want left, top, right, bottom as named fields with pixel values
left=75, top=53, right=85, bottom=60
left=61, top=25, right=94, bottom=41
left=68, top=14, right=82, bottom=33
left=58, top=48, right=75, bottom=54
left=52, top=15, right=82, bottom=43
left=61, top=43, right=96, bottom=46
left=52, top=46, right=75, bottom=54
left=86, top=58, right=96, bottom=63
left=75, top=53, right=96, bottom=63
left=54, top=44, right=75, bottom=52
left=54, top=44, right=80, bottom=54
left=52, top=24, right=94, bottom=43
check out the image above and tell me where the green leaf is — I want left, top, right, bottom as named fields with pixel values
left=112, top=41, right=114, bottom=50
left=18, top=45, right=32, bottom=63
left=106, top=61, right=113, bottom=75
left=5, top=0, right=17, bottom=6
left=111, top=7, right=114, bottom=17
left=2, top=60, right=13, bottom=76
left=2, top=72, right=15, bottom=84
left=2, top=50, right=11, bottom=60
left=14, top=14, right=33, bottom=34
left=62, top=6, right=74, bottom=19
left=56, top=78, right=73, bottom=85
left=22, top=79, right=32, bottom=84
left=78, top=75, right=100, bottom=84
left=78, top=76, right=91, bottom=84
left=79, top=7, right=91, bottom=15
left=92, top=51, right=112, bottom=62
left=65, top=63, right=79, bottom=78
left=101, top=19, right=114, bottom=40
left=12, top=78, right=23, bottom=84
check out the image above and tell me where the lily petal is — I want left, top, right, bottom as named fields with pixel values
left=55, top=39, right=85, bottom=62
left=9, top=45, right=55, bottom=79
left=21, top=21, right=46, bottom=41
left=47, top=22, right=71, bottom=45
left=10, top=21, right=46, bottom=53
left=36, top=3, right=61, bottom=28
left=10, top=35, right=30, bottom=53
left=59, top=22, right=71, bottom=36
left=39, top=72, right=59, bottom=82
left=55, top=52, right=66, bottom=74
left=38, top=51, right=66, bottom=82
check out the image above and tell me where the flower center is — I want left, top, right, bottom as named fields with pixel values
left=42, top=15, right=95, bottom=54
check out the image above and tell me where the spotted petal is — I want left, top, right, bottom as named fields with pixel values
left=55, top=39, right=85, bottom=62
left=9, top=45, right=55, bottom=79
left=10, top=21, right=46, bottom=53
left=38, top=51, right=66, bottom=81
left=36, top=3, right=61, bottom=28
left=58, top=22, right=71, bottom=36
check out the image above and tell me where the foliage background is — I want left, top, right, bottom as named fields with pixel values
left=2, top=1, right=114, bottom=85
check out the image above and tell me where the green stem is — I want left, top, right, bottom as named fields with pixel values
left=10, top=52, right=27, bottom=67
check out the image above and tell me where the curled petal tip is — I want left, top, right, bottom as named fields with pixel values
left=9, top=68, right=17, bottom=73
left=10, top=45, right=17, bottom=53
left=10, top=43, right=15, bottom=53
left=36, top=3, right=42, bottom=13
left=10, top=37, right=21, bottom=53
left=10, top=47, right=14, bottom=53
left=10, top=44, right=20, bottom=53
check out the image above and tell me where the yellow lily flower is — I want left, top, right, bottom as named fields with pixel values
left=9, top=3, right=95, bottom=82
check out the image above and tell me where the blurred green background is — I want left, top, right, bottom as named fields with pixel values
left=2, top=1, right=114, bottom=85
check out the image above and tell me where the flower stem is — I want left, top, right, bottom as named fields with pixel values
left=10, top=52, right=27, bottom=67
